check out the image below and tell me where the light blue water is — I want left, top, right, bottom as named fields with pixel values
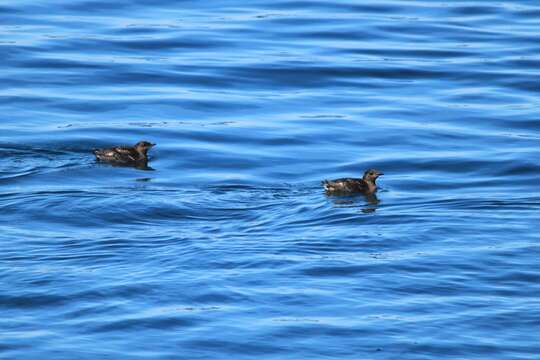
left=1, top=1, right=539, bottom=359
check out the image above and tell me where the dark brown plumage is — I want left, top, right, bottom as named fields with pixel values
left=323, top=169, right=383, bottom=194
left=93, top=141, right=155, bottom=165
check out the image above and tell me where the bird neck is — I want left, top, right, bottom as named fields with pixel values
left=135, top=147, right=148, bottom=157
left=135, top=148, right=148, bottom=159
left=364, top=179, right=377, bottom=193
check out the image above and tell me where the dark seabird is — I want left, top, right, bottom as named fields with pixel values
left=322, top=169, right=383, bottom=195
left=93, top=141, right=155, bottom=167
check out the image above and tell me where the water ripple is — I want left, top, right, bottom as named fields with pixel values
left=1, top=0, right=540, bottom=359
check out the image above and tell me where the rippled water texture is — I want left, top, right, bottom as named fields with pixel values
left=1, top=1, right=539, bottom=359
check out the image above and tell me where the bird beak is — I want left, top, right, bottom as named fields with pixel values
left=377, top=172, right=384, bottom=176
left=150, top=143, right=156, bottom=147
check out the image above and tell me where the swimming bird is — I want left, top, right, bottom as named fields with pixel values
left=322, top=169, right=383, bottom=194
left=93, top=141, right=155, bottom=166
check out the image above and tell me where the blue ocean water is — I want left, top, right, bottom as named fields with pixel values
left=1, top=0, right=539, bottom=358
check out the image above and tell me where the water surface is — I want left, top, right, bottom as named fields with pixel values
left=1, top=0, right=539, bottom=359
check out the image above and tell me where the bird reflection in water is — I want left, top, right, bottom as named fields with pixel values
left=108, top=161, right=155, bottom=171
left=328, top=192, right=380, bottom=213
